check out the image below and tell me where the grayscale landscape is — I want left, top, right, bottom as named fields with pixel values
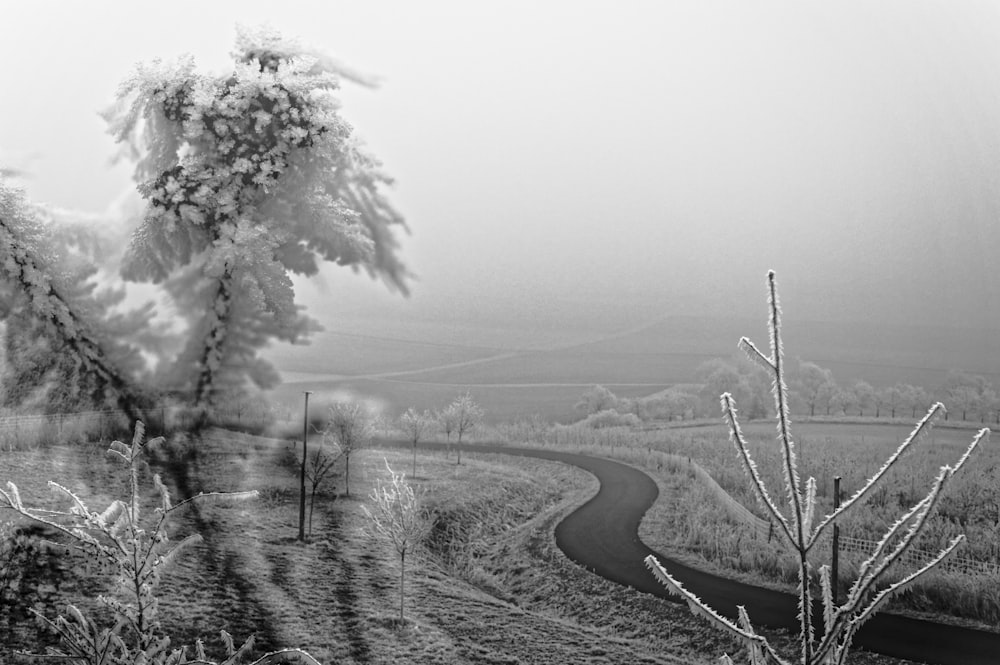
left=0, top=2, right=998, bottom=664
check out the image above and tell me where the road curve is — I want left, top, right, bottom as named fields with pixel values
left=439, top=442, right=1000, bottom=665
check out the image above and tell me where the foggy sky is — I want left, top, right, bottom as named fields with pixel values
left=3, top=1, right=1000, bottom=340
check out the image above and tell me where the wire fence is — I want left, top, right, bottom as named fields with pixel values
left=658, top=452, right=774, bottom=539
left=838, top=534, right=1000, bottom=577
left=664, top=451, right=1000, bottom=577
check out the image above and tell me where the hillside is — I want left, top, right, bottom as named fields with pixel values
left=263, top=315, right=1000, bottom=422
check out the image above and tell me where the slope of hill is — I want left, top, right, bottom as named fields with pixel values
left=264, top=315, right=1000, bottom=422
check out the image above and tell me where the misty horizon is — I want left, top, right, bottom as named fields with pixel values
left=3, top=1, right=1000, bottom=354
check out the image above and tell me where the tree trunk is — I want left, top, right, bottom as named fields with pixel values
left=345, top=452, right=351, bottom=496
left=194, top=270, right=234, bottom=412
left=399, top=549, right=406, bottom=622
left=309, top=487, right=317, bottom=537
left=412, top=441, right=417, bottom=478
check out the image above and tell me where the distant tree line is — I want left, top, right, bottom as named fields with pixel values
left=394, top=392, right=485, bottom=468
left=575, top=359, right=1000, bottom=425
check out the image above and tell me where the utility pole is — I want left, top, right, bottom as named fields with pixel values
left=298, top=391, right=312, bottom=542
left=832, top=475, right=842, bottom=605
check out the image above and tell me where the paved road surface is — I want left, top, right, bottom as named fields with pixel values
left=435, top=442, right=1000, bottom=665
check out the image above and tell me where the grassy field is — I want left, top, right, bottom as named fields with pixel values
left=259, top=313, right=1000, bottom=444
left=268, top=329, right=504, bottom=378
left=0, top=421, right=934, bottom=664
left=563, top=316, right=1000, bottom=388
left=264, top=316, right=1000, bottom=410
left=0, top=428, right=737, bottom=664
left=536, top=419, right=1000, bottom=629
left=373, top=349, right=714, bottom=386
left=267, top=378, right=669, bottom=424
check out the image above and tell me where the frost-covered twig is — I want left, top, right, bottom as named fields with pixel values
left=645, top=555, right=791, bottom=665
left=0, top=182, right=144, bottom=421
left=806, top=403, right=946, bottom=552
left=644, top=270, right=990, bottom=665
left=0, top=421, right=262, bottom=663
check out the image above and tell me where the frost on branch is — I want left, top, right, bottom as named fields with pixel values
left=104, top=26, right=409, bottom=409
left=0, top=421, right=319, bottom=664
left=0, top=177, right=150, bottom=418
left=644, top=271, right=989, bottom=665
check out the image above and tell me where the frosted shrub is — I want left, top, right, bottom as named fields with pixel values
left=645, top=271, right=989, bottom=665
left=580, top=409, right=642, bottom=429
left=0, top=421, right=321, bottom=664
left=363, top=459, right=432, bottom=622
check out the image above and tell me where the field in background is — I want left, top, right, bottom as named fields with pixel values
left=264, top=314, right=1000, bottom=425
left=267, top=330, right=503, bottom=378
left=267, top=378, right=668, bottom=424
left=591, top=420, right=1000, bottom=627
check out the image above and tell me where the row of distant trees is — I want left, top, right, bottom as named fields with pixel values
left=576, top=358, right=1000, bottom=424
left=293, top=391, right=484, bottom=539
left=398, top=392, right=484, bottom=469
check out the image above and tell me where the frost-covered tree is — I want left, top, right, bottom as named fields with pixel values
left=452, top=392, right=483, bottom=444
left=697, top=357, right=771, bottom=419
left=829, top=387, right=856, bottom=417
left=791, top=361, right=837, bottom=417
left=574, top=384, right=618, bottom=415
left=901, top=383, right=931, bottom=419
left=103, top=27, right=408, bottom=411
left=437, top=405, right=457, bottom=444
left=939, top=371, right=990, bottom=422
left=323, top=401, right=373, bottom=496
left=645, top=271, right=989, bottom=665
left=399, top=407, right=432, bottom=477
left=850, top=380, right=875, bottom=417
left=305, top=440, right=341, bottom=537
left=875, top=384, right=903, bottom=419
left=446, top=392, right=484, bottom=465
left=639, top=387, right=699, bottom=421
left=0, top=179, right=152, bottom=420
left=363, top=459, right=431, bottom=623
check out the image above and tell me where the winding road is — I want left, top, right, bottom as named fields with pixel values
left=439, top=442, right=1000, bottom=665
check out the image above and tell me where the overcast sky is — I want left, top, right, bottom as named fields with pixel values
left=3, top=1, right=1000, bottom=339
